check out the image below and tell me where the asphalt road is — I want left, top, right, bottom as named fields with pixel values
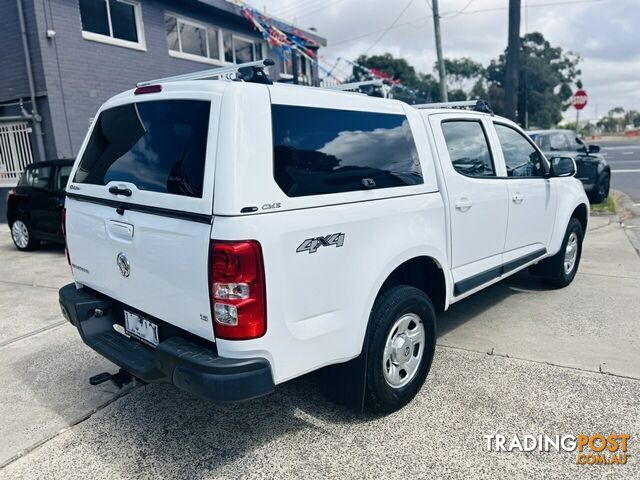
left=0, top=215, right=639, bottom=479
left=600, top=137, right=640, bottom=203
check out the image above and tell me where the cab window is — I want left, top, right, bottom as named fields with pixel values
left=494, top=124, right=547, bottom=178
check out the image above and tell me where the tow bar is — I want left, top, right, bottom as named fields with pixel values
left=89, top=369, right=134, bottom=389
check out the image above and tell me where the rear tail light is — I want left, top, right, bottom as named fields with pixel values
left=61, top=207, right=70, bottom=266
left=6, top=188, right=16, bottom=204
left=209, top=240, right=266, bottom=340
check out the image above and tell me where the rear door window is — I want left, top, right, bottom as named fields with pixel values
left=272, top=105, right=423, bottom=197
left=441, top=121, right=495, bottom=177
left=74, top=100, right=210, bottom=198
left=19, top=166, right=51, bottom=189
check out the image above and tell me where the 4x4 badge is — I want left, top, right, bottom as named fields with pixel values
left=296, top=233, right=345, bottom=254
left=116, top=252, right=130, bottom=277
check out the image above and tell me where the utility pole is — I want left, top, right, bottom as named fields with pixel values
left=431, top=0, right=448, bottom=102
left=504, top=0, right=521, bottom=122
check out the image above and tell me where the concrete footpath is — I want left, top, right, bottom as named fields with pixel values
left=0, top=215, right=638, bottom=479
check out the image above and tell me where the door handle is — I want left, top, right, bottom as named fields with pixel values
left=512, top=193, right=524, bottom=204
left=455, top=198, right=473, bottom=212
left=108, top=186, right=132, bottom=197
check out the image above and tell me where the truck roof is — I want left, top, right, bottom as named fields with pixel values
left=106, top=79, right=494, bottom=119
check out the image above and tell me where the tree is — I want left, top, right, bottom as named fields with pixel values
left=350, top=53, right=441, bottom=103
left=596, top=108, right=640, bottom=133
left=441, top=57, right=486, bottom=99
left=487, top=32, right=581, bottom=128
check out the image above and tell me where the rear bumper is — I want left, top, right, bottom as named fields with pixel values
left=58, top=283, right=274, bottom=402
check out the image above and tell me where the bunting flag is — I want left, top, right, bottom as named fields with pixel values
left=332, top=57, right=424, bottom=99
left=231, top=0, right=421, bottom=96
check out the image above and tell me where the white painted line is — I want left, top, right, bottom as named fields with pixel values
left=623, top=151, right=635, bottom=155
left=611, top=169, right=640, bottom=173
left=602, top=145, right=640, bottom=150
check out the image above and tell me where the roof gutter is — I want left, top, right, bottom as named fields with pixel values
left=16, top=0, right=46, bottom=161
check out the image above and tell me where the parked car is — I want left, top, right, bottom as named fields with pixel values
left=58, top=69, right=589, bottom=414
left=6, top=159, right=73, bottom=250
left=527, top=129, right=610, bottom=203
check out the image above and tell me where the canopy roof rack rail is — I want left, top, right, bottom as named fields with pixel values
left=413, top=99, right=493, bottom=115
left=325, top=79, right=385, bottom=92
left=136, top=59, right=276, bottom=87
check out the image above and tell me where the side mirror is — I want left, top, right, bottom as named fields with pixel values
left=588, top=144, right=600, bottom=154
left=550, top=156, right=576, bottom=177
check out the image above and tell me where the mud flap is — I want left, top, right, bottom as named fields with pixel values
left=319, top=340, right=369, bottom=413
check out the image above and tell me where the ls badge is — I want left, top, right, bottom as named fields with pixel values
left=296, top=233, right=345, bottom=254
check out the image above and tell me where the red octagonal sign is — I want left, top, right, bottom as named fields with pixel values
left=572, top=89, right=588, bottom=110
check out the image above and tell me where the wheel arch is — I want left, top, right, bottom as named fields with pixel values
left=571, top=202, right=588, bottom=235
left=356, top=248, right=450, bottom=354
left=548, top=180, right=590, bottom=255
left=377, top=256, right=447, bottom=314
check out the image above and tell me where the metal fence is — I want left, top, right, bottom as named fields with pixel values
left=0, top=121, right=33, bottom=186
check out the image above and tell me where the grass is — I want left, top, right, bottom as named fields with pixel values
left=590, top=196, right=616, bottom=214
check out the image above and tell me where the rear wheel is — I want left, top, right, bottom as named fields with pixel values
left=10, top=219, right=39, bottom=251
left=365, top=286, right=436, bottom=413
left=590, top=172, right=610, bottom=204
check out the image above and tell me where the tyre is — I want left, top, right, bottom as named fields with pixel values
left=539, top=218, right=584, bottom=288
left=365, top=285, right=436, bottom=414
left=589, top=172, right=610, bottom=204
left=10, top=219, right=39, bottom=251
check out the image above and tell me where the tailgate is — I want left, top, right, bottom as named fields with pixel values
left=66, top=95, right=220, bottom=341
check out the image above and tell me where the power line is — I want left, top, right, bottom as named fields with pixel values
left=325, top=0, right=601, bottom=48
left=270, top=0, right=317, bottom=16
left=442, top=0, right=476, bottom=19
left=294, top=0, right=347, bottom=21
left=363, top=0, right=416, bottom=55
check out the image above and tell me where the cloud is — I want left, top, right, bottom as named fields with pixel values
left=318, top=122, right=419, bottom=172
left=261, top=0, right=640, bottom=120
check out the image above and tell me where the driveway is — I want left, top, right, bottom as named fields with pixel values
left=0, top=216, right=639, bottom=479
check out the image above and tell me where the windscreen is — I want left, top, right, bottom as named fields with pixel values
left=74, top=100, right=210, bottom=198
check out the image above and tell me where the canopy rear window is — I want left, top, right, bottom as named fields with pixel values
left=74, top=100, right=210, bottom=198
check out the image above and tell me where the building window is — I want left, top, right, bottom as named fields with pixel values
left=165, top=14, right=220, bottom=63
left=223, top=32, right=263, bottom=64
left=79, top=0, right=145, bottom=50
left=276, top=50, right=292, bottom=78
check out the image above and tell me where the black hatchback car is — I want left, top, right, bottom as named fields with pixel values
left=6, top=159, right=73, bottom=250
left=527, top=129, right=611, bottom=203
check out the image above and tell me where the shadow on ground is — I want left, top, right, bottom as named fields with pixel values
left=438, top=270, right=548, bottom=337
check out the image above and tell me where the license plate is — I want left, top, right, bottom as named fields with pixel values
left=124, top=310, right=159, bottom=347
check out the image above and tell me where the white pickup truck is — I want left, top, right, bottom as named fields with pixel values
left=58, top=62, right=589, bottom=413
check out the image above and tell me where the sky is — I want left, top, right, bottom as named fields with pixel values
left=253, top=0, right=640, bottom=122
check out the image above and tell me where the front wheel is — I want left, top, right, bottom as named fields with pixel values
left=365, top=286, right=436, bottom=413
left=10, top=219, right=39, bottom=251
left=538, top=218, right=584, bottom=288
